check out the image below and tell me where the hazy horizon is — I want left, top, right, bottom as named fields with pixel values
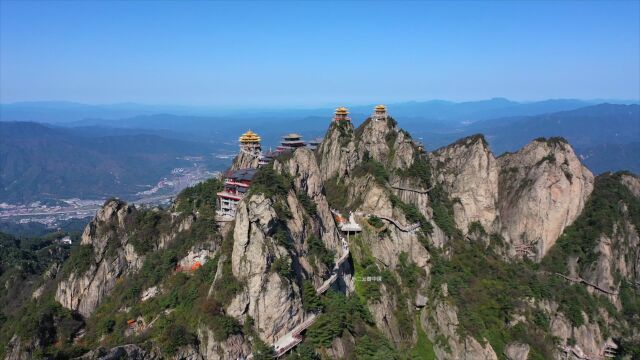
left=2, top=97, right=639, bottom=110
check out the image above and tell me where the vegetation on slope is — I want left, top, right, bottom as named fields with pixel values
left=352, top=153, right=390, bottom=185
left=543, top=172, right=640, bottom=274
left=396, top=152, right=432, bottom=189
left=81, top=181, right=243, bottom=353
left=324, top=175, right=350, bottom=213
left=175, top=177, right=223, bottom=213
left=0, top=178, right=246, bottom=358
left=0, top=231, right=80, bottom=357
left=430, top=237, right=620, bottom=358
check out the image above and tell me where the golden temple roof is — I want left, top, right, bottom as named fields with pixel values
left=375, top=104, right=386, bottom=111
left=239, top=130, right=261, bottom=143
left=335, top=107, right=349, bottom=115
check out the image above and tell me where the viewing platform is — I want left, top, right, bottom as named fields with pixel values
left=330, top=209, right=362, bottom=233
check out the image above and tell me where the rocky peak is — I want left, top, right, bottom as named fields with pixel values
left=274, top=148, right=342, bottom=251
left=230, top=148, right=260, bottom=171
left=431, top=134, right=499, bottom=234
left=55, top=199, right=194, bottom=318
left=227, top=192, right=305, bottom=343
left=317, top=120, right=358, bottom=180
left=429, top=135, right=595, bottom=260
left=227, top=147, right=349, bottom=344
left=497, top=137, right=594, bottom=259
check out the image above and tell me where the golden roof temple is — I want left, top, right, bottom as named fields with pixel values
left=372, top=104, right=388, bottom=120
left=239, top=130, right=261, bottom=144
left=333, top=106, right=351, bottom=121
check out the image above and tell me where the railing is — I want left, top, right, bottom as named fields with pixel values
left=275, top=336, right=303, bottom=357
left=390, top=184, right=435, bottom=194
left=367, top=214, right=420, bottom=232
left=555, top=273, right=619, bottom=295
left=316, top=274, right=338, bottom=295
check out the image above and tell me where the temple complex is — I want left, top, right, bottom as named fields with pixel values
left=372, top=104, right=388, bottom=121
left=333, top=107, right=350, bottom=122
left=276, top=133, right=306, bottom=152
left=216, top=168, right=257, bottom=221
left=307, top=137, right=322, bottom=151
left=218, top=105, right=359, bottom=223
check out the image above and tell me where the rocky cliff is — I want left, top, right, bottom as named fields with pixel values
left=431, top=135, right=500, bottom=234
left=433, top=136, right=594, bottom=260
left=55, top=199, right=194, bottom=318
left=230, top=149, right=261, bottom=171
left=497, top=137, right=594, bottom=259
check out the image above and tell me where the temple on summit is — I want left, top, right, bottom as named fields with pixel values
left=372, top=104, right=388, bottom=121
left=333, top=107, right=350, bottom=122
left=239, top=130, right=262, bottom=154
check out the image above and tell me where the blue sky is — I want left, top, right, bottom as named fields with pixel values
left=1, top=1, right=638, bottom=106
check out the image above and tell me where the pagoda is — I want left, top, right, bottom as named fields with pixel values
left=333, top=107, right=351, bottom=122
left=276, top=133, right=306, bottom=152
left=307, top=137, right=323, bottom=151
left=239, top=130, right=262, bottom=154
left=372, top=105, right=388, bottom=121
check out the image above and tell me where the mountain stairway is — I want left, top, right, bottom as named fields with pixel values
left=390, top=184, right=434, bottom=194
left=554, top=273, right=619, bottom=295
left=356, top=212, right=420, bottom=232
left=246, top=237, right=349, bottom=359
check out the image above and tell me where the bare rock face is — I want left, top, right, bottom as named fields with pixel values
left=530, top=299, right=620, bottom=360
left=55, top=200, right=193, bottom=318
left=274, top=148, right=342, bottom=253
left=430, top=137, right=594, bottom=260
left=55, top=200, right=140, bottom=318
left=354, top=118, right=415, bottom=170
left=75, top=344, right=159, bottom=360
left=227, top=193, right=305, bottom=343
left=504, top=342, right=530, bottom=360
left=422, top=299, right=498, bottom=360
left=358, top=181, right=430, bottom=271
left=4, top=335, right=33, bottom=360
left=317, top=121, right=359, bottom=180
left=230, top=148, right=260, bottom=171
left=197, top=328, right=251, bottom=360
left=582, top=206, right=640, bottom=301
left=621, top=173, right=640, bottom=198
left=359, top=118, right=435, bottom=219
left=497, top=138, right=594, bottom=259
left=431, top=135, right=500, bottom=234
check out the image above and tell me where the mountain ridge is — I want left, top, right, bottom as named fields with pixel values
left=0, top=122, right=225, bottom=203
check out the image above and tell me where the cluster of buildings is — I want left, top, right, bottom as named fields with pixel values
left=215, top=105, right=390, bottom=222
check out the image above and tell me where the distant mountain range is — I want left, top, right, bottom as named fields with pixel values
left=2, top=98, right=637, bottom=124
left=0, top=122, right=227, bottom=203
left=0, top=101, right=638, bottom=204
left=403, top=104, right=640, bottom=174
